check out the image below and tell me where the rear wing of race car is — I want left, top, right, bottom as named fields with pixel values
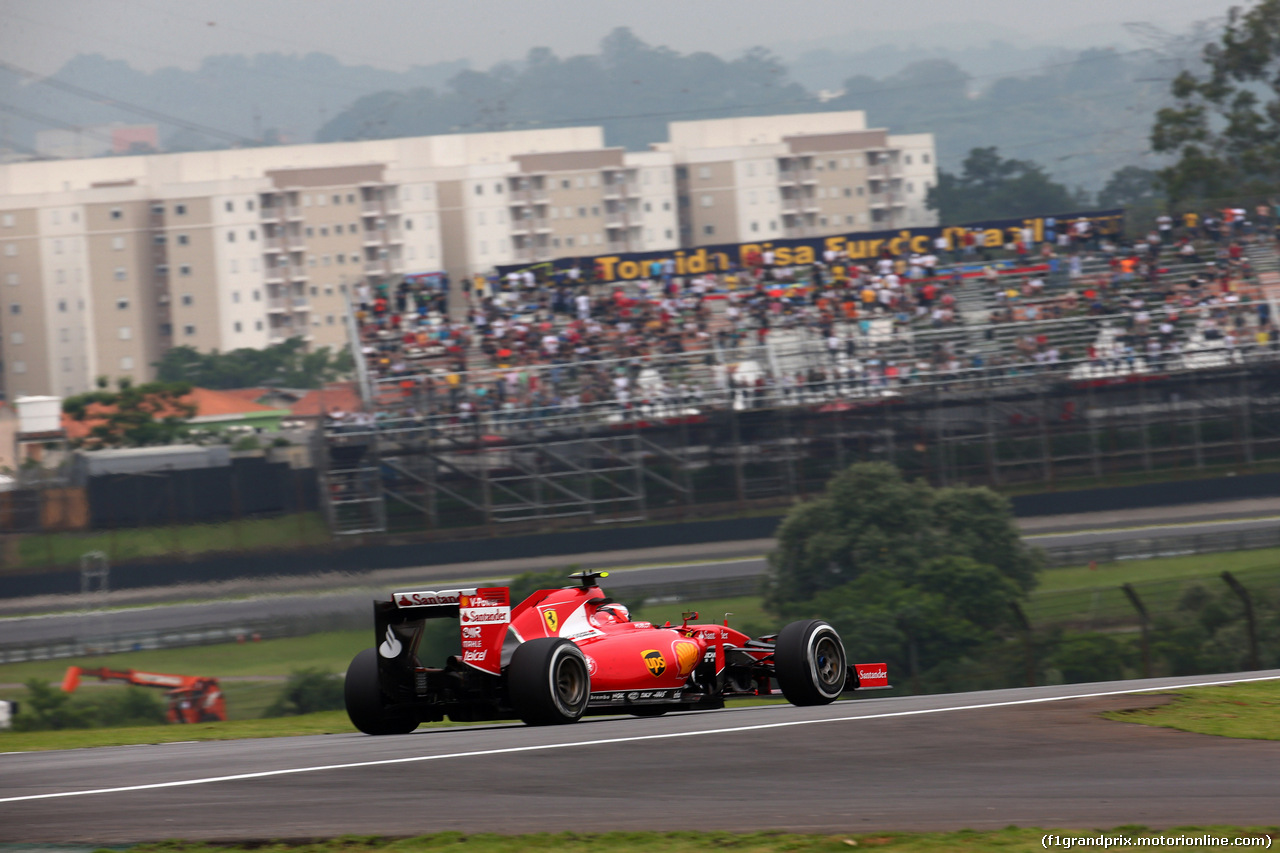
left=375, top=586, right=511, bottom=676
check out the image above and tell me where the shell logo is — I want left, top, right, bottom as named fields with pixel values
left=674, top=641, right=700, bottom=676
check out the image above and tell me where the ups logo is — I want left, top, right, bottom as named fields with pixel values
left=643, top=649, right=666, bottom=678
left=543, top=610, right=559, bottom=633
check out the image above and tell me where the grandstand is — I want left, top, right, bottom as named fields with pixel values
left=318, top=232, right=1280, bottom=535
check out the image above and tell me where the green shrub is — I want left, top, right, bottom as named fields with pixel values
left=265, top=668, right=345, bottom=717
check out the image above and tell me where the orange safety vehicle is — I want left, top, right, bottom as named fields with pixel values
left=61, top=666, right=227, bottom=723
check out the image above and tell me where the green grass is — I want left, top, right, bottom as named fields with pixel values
left=1027, top=549, right=1280, bottom=625
left=1105, top=679, right=1280, bottom=740
left=10, top=512, right=331, bottom=570
left=100, top=827, right=1280, bottom=852
left=0, top=629, right=370, bottom=686
left=1036, top=548, right=1280, bottom=593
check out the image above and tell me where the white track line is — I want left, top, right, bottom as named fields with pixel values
left=2, top=674, right=1277, bottom=805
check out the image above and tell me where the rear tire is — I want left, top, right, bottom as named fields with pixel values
left=344, top=648, right=418, bottom=735
left=507, top=638, right=590, bottom=725
left=774, top=620, right=847, bottom=706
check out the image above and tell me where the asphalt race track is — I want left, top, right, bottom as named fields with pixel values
left=3, top=671, right=1279, bottom=842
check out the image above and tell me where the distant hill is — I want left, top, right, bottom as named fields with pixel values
left=0, top=51, right=466, bottom=153
left=3, top=25, right=1205, bottom=193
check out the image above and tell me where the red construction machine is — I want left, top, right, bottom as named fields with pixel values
left=61, top=666, right=227, bottom=723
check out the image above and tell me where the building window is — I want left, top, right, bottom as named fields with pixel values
left=255, top=320, right=263, bottom=331
left=175, top=204, right=187, bottom=215
left=665, top=229, right=673, bottom=239
left=225, top=200, right=234, bottom=212
left=404, top=218, right=413, bottom=230
left=181, top=294, right=193, bottom=306
left=57, top=300, right=67, bottom=312
left=1, top=214, right=13, bottom=227
left=701, top=195, right=712, bottom=208
left=4, top=244, right=15, bottom=256
left=253, top=289, right=260, bottom=301
left=9, top=331, right=22, bottom=344
left=495, top=183, right=504, bottom=194
left=703, top=225, right=715, bottom=235
left=156, top=264, right=169, bottom=277
left=904, top=154, right=913, bottom=165
left=698, top=166, right=711, bottom=179
left=247, top=199, right=255, bottom=211
left=8, top=303, right=19, bottom=315
left=62, top=357, right=71, bottom=372
left=110, top=207, right=123, bottom=220
left=227, top=231, right=236, bottom=242
left=116, top=297, right=129, bottom=310
left=327, top=315, right=335, bottom=325
left=234, top=321, right=243, bottom=333
left=907, top=182, right=915, bottom=193
left=121, top=357, right=134, bottom=370
left=751, top=222, right=759, bottom=232
left=59, top=328, right=69, bottom=343
left=4, top=273, right=16, bottom=286
left=118, top=326, right=132, bottom=340
left=177, top=234, right=189, bottom=246
left=154, top=234, right=167, bottom=245
left=12, top=361, right=25, bottom=374
left=922, top=153, right=931, bottom=164
left=474, top=184, right=483, bottom=196
left=845, top=214, right=854, bottom=224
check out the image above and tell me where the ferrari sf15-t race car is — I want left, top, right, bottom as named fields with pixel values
left=344, top=570, right=889, bottom=733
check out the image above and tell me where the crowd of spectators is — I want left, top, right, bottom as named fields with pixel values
left=340, top=207, right=1280, bottom=430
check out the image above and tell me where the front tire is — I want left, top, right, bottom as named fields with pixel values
left=344, top=648, right=418, bottom=735
left=774, top=619, right=847, bottom=706
left=507, top=638, right=590, bottom=725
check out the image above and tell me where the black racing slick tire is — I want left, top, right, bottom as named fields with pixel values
left=774, top=619, right=847, bottom=706
left=507, top=638, right=590, bottom=725
left=344, top=648, right=418, bottom=735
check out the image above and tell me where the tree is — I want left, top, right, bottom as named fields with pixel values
left=926, top=147, right=1083, bottom=224
left=766, top=462, right=1042, bottom=690
left=152, top=338, right=353, bottom=390
left=1098, top=166, right=1163, bottom=209
left=62, top=380, right=195, bottom=449
left=1151, top=1, right=1280, bottom=203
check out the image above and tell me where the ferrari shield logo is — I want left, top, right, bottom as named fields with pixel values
left=543, top=609, right=559, bottom=633
left=643, top=649, right=666, bottom=677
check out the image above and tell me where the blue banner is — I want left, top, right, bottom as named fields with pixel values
left=496, top=208, right=1124, bottom=283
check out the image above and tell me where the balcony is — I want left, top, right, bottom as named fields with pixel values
left=292, top=296, right=310, bottom=309
left=283, top=206, right=303, bottom=220
left=288, top=265, right=309, bottom=281
left=362, top=199, right=382, bottom=214
left=268, top=296, right=290, bottom=312
left=265, top=267, right=285, bottom=283
left=512, top=186, right=549, bottom=204
left=263, top=235, right=283, bottom=252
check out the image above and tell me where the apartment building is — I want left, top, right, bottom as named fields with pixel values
left=658, top=112, right=938, bottom=246
left=0, top=112, right=929, bottom=399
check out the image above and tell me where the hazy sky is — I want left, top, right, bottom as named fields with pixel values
left=0, top=0, right=1250, bottom=78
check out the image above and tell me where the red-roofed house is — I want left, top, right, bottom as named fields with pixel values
left=62, top=387, right=294, bottom=446
left=289, top=382, right=363, bottom=424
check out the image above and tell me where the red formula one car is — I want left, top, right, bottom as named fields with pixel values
left=344, top=570, right=889, bottom=733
